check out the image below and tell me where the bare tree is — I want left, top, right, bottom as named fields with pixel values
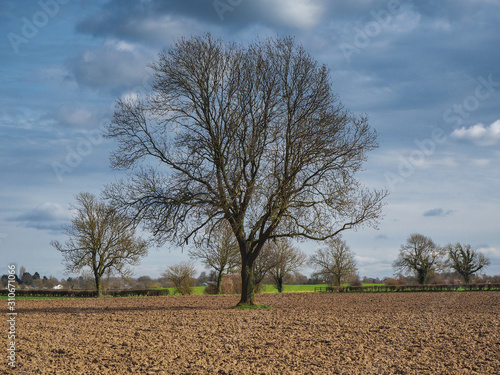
left=251, top=242, right=278, bottom=292
left=310, top=237, right=357, bottom=286
left=19, top=266, right=26, bottom=280
left=104, top=34, right=387, bottom=305
left=163, top=262, right=197, bottom=295
left=267, top=239, right=307, bottom=293
left=51, top=192, right=148, bottom=297
left=393, top=233, right=444, bottom=285
left=189, top=221, right=239, bottom=294
left=445, top=243, right=490, bottom=284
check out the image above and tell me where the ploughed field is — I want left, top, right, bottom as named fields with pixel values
left=3, top=292, right=500, bottom=374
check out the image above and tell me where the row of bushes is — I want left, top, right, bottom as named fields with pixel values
left=0, top=288, right=170, bottom=297
left=316, top=283, right=500, bottom=293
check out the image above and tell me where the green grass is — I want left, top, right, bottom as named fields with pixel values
left=259, top=283, right=385, bottom=293
left=1, top=284, right=388, bottom=299
left=233, top=303, right=274, bottom=310
left=0, top=295, right=76, bottom=300
left=166, top=286, right=206, bottom=295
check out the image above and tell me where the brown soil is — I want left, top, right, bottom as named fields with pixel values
left=2, top=292, right=499, bottom=374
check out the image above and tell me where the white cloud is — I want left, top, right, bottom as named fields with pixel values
left=451, top=120, right=500, bottom=146
left=9, top=202, right=70, bottom=232
left=261, top=0, right=324, bottom=29
left=469, top=158, right=491, bottom=167
left=56, top=106, right=93, bottom=127
left=356, top=255, right=379, bottom=264
left=478, top=246, right=500, bottom=259
left=69, top=39, right=154, bottom=92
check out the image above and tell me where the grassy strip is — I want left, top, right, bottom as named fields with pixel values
left=4, top=283, right=497, bottom=299
left=233, top=304, right=274, bottom=310
left=0, top=296, right=76, bottom=300
left=259, top=283, right=384, bottom=293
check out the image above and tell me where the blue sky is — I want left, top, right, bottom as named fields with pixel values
left=1, top=0, right=499, bottom=280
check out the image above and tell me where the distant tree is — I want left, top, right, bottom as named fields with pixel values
left=102, top=276, right=128, bottom=290
left=267, top=239, right=307, bottom=293
left=19, top=266, right=26, bottom=280
left=445, top=243, right=490, bottom=284
left=294, top=273, right=309, bottom=285
left=104, top=34, right=387, bottom=305
left=51, top=192, right=148, bottom=297
left=33, top=272, right=40, bottom=280
left=348, top=274, right=362, bottom=286
left=189, top=222, right=239, bottom=294
left=163, top=262, right=197, bottom=295
left=76, top=272, right=97, bottom=289
left=1, top=275, right=8, bottom=287
left=310, top=237, right=358, bottom=286
left=43, top=276, right=59, bottom=289
left=252, top=243, right=278, bottom=292
left=196, top=271, right=209, bottom=286
left=63, top=277, right=75, bottom=289
left=137, top=275, right=155, bottom=288
left=393, top=233, right=445, bottom=285
left=21, top=272, right=33, bottom=286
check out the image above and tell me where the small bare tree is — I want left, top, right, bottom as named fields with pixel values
left=393, top=233, right=444, bottom=285
left=51, top=192, right=148, bottom=297
left=267, top=239, right=307, bottom=293
left=104, top=34, right=386, bottom=305
left=163, top=262, right=197, bottom=295
left=251, top=243, right=278, bottom=293
left=445, top=243, right=490, bottom=284
left=310, top=237, right=357, bottom=286
left=189, top=222, right=239, bottom=294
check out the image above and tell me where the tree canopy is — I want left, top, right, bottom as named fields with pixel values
left=51, top=192, right=148, bottom=297
left=393, top=233, right=444, bottom=285
left=104, top=34, right=386, bottom=304
left=310, top=237, right=358, bottom=286
left=445, top=243, right=490, bottom=283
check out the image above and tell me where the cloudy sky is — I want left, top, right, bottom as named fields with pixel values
left=1, top=0, right=499, bottom=280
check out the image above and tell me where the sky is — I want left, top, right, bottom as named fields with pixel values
left=1, top=0, right=499, bottom=281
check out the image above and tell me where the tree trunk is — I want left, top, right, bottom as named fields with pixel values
left=239, top=257, right=256, bottom=305
left=417, top=270, right=426, bottom=285
left=216, top=271, right=223, bottom=295
left=94, top=272, right=103, bottom=298
left=277, top=276, right=283, bottom=293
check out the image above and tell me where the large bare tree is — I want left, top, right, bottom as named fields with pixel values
left=393, top=233, right=444, bottom=285
left=445, top=243, right=490, bottom=284
left=310, top=237, right=358, bottom=286
left=104, top=34, right=386, bottom=305
left=188, top=221, right=239, bottom=294
left=51, top=192, right=148, bottom=297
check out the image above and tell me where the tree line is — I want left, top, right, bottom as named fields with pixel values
left=393, top=233, right=490, bottom=285
left=45, top=193, right=493, bottom=297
